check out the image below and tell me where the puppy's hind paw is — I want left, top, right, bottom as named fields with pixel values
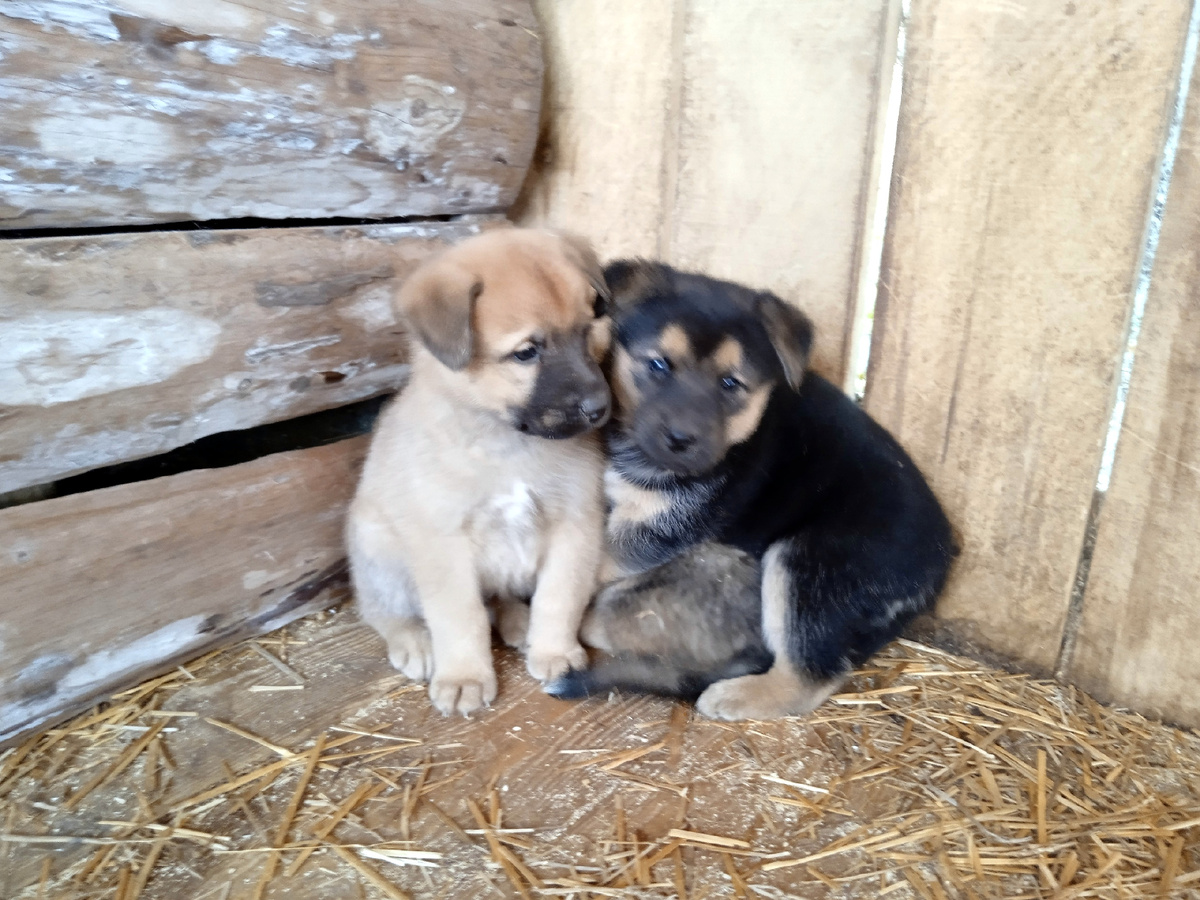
left=526, top=642, right=588, bottom=683
left=495, top=598, right=531, bottom=649
left=696, top=666, right=841, bottom=721
left=381, top=619, right=434, bottom=683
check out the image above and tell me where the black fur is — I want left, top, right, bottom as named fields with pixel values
left=550, top=262, right=956, bottom=706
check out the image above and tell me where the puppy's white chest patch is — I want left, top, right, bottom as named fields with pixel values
left=469, top=480, right=544, bottom=599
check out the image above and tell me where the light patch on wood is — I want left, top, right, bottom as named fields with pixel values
left=365, top=76, right=466, bottom=158
left=0, top=308, right=221, bottom=406
left=725, top=384, right=772, bottom=446
left=35, top=104, right=179, bottom=166
left=336, top=286, right=398, bottom=331
left=2, top=615, right=209, bottom=744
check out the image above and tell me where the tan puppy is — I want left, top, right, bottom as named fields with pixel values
left=347, top=229, right=612, bottom=716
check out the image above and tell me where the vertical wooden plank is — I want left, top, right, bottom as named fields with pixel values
left=514, top=1, right=892, bottom=381
left=511, top=0, right=678, bottom=260
left=1067, top=58, right=1200, bottom=727
left=865, top=1, right=1191, bottom=670
left=669, top=0, right=891, bottom=379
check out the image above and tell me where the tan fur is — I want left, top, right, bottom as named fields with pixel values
left=696, top=544, right=844, bottom=719
left=604, top=468, right=672, bottom=530
left=658, top=323, right=693, bottom=363
left=725, top=384, right=773, bottom=446
left=711, top=337, right=744, bottom=373
left=348, top=229, right=607, bottom=716
left=611, top=345, right=641, bottom=421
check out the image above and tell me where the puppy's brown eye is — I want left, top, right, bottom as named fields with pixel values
left=721, top=374, right=746, bottom=392
left=512, top=345, right=539, bottom=363
left=647, top=356, right=671, bottom=375
left=593, top=293, right=608, bottom=319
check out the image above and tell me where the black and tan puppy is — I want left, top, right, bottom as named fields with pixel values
left=548, top=262, right=955, bottom=720
left=348, top=229, right=612, bottom=717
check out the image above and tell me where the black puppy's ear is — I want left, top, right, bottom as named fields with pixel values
left=554, top=232, right=611, bottom=314
left=395, top=258, right=482, bottom=370
left=602, top=259, right=667, bottom=316
left=756, top=292, right=814, bottom=389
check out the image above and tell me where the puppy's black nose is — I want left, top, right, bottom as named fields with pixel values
left=580, top=394, right=609, bottom=424
left=665, top=429, right=696, bottom=452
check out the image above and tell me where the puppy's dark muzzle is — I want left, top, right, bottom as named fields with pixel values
left=580, top=392, right=611, bottom=427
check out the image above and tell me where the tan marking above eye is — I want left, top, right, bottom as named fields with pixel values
left=658, top=324, right=693, bottom=363
left=611, top=345, right=641, bottom=416
left=725, top=383, right=773, bottom=446
left=711, top=337, right=744, bottom=372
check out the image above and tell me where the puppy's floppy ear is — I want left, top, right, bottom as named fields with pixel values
left=395, top=258, right=482, bottom=370
left=602, top=259, right=666, bottom=316
left=756, top=292, right=814, bottom=389
left=554, top=231, right=611, bottom=314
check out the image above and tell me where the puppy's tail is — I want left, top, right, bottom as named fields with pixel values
left=546, top=648, right=773, bottom=703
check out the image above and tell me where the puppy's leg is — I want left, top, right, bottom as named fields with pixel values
left=697, top=543, right=844, bottom=720
left=349, top=524, right=434, bottom=682
left=403, top=535, right=497, bottom=716
left=495, top=597, right=531, bottom=649
left=526, top=510, right=601, bottom=682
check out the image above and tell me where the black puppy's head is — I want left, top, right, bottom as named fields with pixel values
left=604, top=260, right=813, bottom=476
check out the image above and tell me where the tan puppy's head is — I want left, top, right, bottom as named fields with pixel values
left=396, top=229, right=613, bottom=439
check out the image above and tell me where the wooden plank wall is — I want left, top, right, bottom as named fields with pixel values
left=0, top=0, right=543, bottom=743
left=0, top=219, right=497, bottom=494
left=864, top=1, right=1192, bottom=675
left=0, top=0, right=541, bottom=227
left=513, top=0, right=894, bottom=380
left=0, top=437, right=365, bottom=743
left=1065, top=56, right=1200, bottom=727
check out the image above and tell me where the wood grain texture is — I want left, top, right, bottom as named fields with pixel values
left=0, top=0, right=540, bottom=228
left=511, top=0, right=679, bottom=260
left=1066, top=61, right=1200, bottom=727
left=0, top=218, right=498, bottom=493
left=0, top=436, right=366, bottom=744
left=668, top=0, right=890, bottom=379
left=864, top=1, right=1191, bottom=670
left=513, top=0, right=890, bottom=381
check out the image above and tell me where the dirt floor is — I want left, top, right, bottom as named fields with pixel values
left=2, top=597, right=1199, bottom=900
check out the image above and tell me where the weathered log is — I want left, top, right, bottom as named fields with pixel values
left=0, top=436, right=366, bottom=745
left=0, top=0, right=541, bottom=228
left=0, top=217, right=501, bottom=493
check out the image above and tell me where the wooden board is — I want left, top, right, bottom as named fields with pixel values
left=0, top=436, right=366, bottom=745
left=1065, top=60, right=1200, bottom=727
left=0, top=218, right=498, bottom=494
left=0, top=0, right=540, bottom=228
left=511, top=0, right=680, bottom=260
left=863, top=1, right=1191, bottom=671
left=513, top=0, right=892, bottom=381
left=667, top=0, right=891, bottom=379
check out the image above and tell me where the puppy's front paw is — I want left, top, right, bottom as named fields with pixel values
left=383, top=620, right=434, bottom=682
left=526, top=641, right=588, bottom=683
left=429, top=665, right=498, bottom=717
